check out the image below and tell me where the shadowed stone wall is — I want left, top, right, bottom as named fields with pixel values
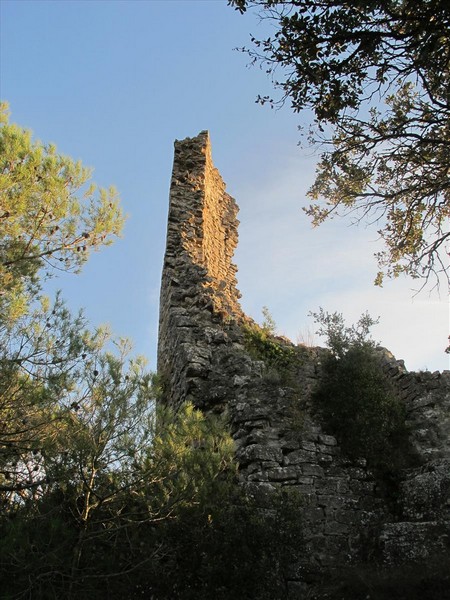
left=158, top=132, right=450, bottom=597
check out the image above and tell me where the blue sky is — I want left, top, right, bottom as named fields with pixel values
left=1, top=0, right=448, bottom=372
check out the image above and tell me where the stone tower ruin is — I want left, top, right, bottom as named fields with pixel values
left=158, top=131, right=247, bottom=411
left=158, top=132, right=450, bottom=596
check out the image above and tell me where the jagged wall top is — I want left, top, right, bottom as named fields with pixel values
left=164, top=131, right=242, bottom=316
left=158, top=131, right=245, bottom=407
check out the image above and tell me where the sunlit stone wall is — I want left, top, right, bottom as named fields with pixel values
left=157, top=131, right=245, bottom=410
left=157, top=132, right=450, bottom=597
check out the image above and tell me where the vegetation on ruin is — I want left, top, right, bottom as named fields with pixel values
left=311, top=309, right=412, bottom=477
left=243, top=306, right=309, bottom=381
left=230, top=0, right=450, bottom=291
left=243, top=322, right=296, bottom=372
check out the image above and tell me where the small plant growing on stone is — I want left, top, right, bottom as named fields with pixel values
left=261, top=305, right=277, bottom=335
left=243, top=308, right=298, bottom=377
left=296, top=326, right=316, bottom=348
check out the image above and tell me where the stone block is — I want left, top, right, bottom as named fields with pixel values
left=284, top=449, right=316, bottom=465
left=318, top=434, right=338, bottom=446
left=268, top=467, right=298, bottom=482
left=301, top=463, right=324, bottom=477
left=317, top=443, right=339, bottom=455
left=301, top=441, right=317, bottom=452
left=240, top=444, right=283, bottom=464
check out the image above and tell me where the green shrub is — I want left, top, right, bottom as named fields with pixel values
left=311, top=310, right=412, bottom=477
left=242, top=307, right=298, bottom=375
left=314, top=344, right=409, bottom=473
left=243, top=323, right=297, bottom=372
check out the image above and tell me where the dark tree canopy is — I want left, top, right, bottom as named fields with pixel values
left=230, top=0, right=450, bottom=289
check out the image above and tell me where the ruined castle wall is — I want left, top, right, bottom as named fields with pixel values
left=157, top=132, right=450, bottom=595
left=377, top=355, right=450, bottom=565
left=157, top=131, right=244, bottom=410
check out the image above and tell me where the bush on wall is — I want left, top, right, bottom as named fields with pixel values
left=311, top=310, right=412, bottom=476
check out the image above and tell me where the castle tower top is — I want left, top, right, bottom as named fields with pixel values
left=157, top=131, right=244, bottom=407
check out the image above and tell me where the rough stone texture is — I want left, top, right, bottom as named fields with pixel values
left=158, top=132, right=450, bottom=595
left=158, top=131, right=246, bottom=410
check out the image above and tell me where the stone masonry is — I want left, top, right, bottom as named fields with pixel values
left=158, top=131, right=246, bottom=411
left=158, top=132, right=450, bottom=597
